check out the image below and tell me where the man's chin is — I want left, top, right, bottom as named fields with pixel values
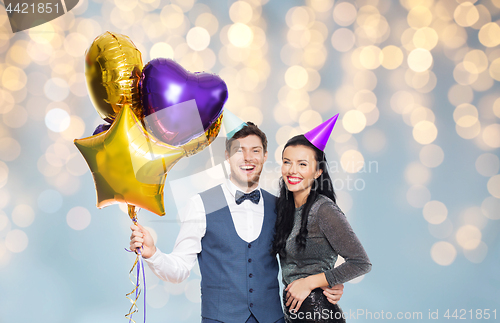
left=232, top=172, right=261, bottom=188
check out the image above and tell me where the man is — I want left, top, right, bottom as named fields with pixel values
left=130, top=122, right=344, bottom=323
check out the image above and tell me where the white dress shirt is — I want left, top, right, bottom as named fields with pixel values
left=144, top=178, right=265, bottom=283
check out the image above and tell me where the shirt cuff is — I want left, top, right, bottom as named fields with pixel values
left=143, top=247, right=161, bottom=264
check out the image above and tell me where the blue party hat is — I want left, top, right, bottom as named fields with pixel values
left=222, top=109, right=247, bottom=139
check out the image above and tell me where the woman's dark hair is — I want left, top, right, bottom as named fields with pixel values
left=271, top=134, right=336, bottom=258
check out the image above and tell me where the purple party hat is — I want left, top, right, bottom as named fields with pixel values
left=304, top=113, right=339, bottom=151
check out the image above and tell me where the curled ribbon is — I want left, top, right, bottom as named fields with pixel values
left=125, top=205, right=147, bottom=323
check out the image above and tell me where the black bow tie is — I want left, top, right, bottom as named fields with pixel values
left=235, top=190, right=261, bottom=205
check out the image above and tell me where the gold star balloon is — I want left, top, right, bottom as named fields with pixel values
left=74, top=105, right=186, bottom=216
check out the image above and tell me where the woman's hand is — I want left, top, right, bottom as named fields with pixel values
left=285, top=277, right=314, bottom=313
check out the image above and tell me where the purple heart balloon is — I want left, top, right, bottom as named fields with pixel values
left=140, top=58, right=228, bottom=146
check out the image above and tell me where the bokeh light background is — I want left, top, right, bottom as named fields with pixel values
left=0, top=0, right=500, bottom=322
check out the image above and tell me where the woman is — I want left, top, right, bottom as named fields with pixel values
left=272, top=134, right=372, bottom=323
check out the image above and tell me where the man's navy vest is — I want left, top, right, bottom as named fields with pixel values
left=198, top=185, right=283, bottom=323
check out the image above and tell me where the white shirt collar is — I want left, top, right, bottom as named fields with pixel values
left=224, top=177, right=261, bottom=198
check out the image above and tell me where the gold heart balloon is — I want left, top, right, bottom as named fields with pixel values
left=85, top=31, right=143, bottom=123
left=74, top=105, right=186, bottom=216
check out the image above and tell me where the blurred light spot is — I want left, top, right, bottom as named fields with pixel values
left=476, top=153, right=500, bottom=177
left=453, top=103, right=478, bottom=127
left=482, top=124, right=500, bottom=148
left=408, top=48, right=432, bottom=72
left=478, top=22, right=500, bottom=47
left=160, top=5, right=185, bottom=29
left=413, top=27, right=438, bottom=50
left=150, top=42, right=174, bottom=59
left=406, top=184, right=431, bottom=208
left=430, top=241, right=456, bottom=266
left=410, top=106, right=435, bottom=126
left=229, top=1, right=253, bottom=23
left=462, top=206, right=488, bottom=230
left=5, top=229, right=28, bottom=253
left=423, top=200, right=447, bottom=224
left=228, top=23, right=253, bottom=48
left=390, top=91, right=414, bottom=114
left=61, top=116, right=86, bottom=141
left=45, top=143, right=71, bottom=168
left=239, top=106, right=263, bottom=126
left=428, top=219, right=453, bottom=239
left=454, top=2, right=479, bottom=27
left=487, top=174, right=500, bottom=198
left=286, top=6, right=314, bottom=30
left=471, top=70, right=494, bottom=92
left=195, top=13, right=219, bottom=36
left=353, top=90, right=376, bottom=108
left=12, top=204, right=35, bottom=228
left=38, top=189, right=63, bottom=213
left=335, top=190, right=353, bottom=213
left=494, top=97, right=500, bottom=118
left=115, top=0, right=138, bottom=11
left=405, top=162, right=430, bottom=185
left=413, top=121, right=437, bottom=144
left=463, top=241, right=488, bottom=263
left=489, top=58, right=500, bottom=81
left=362, top=128, right=386, bottom=153
left=29, top=23, right=55, bottom=44
left=2, top=105, right=27, bottom=128
left=331, top=28, right=355, bottom=52
left=359, top=46, right=382, bottom=70
left=147, top=285, right=170, bottom=308
left=333, top=2, right=357, bottom=26
left=186, top=27, right=210, bottom=51
left=464, top=49, right=488, bottom=74
left=453, top=62, right=478, bottom=85
left=407, top=6, right=432, bottom=29
left=64, top=33, right=89, bottom=58
left=441, top=24, right=467, bottom=49
left=44, top=78, right=70, bottom=102
left=448, top=84, right=473, bottom=106
left=45, top=108, right=70, bottom=132
left=456, top=120, right=481, bottom=139
left=353, top=71, right=377, bottom=91
left=0, top=138, right=21, bottom=161
left=0, top=161, right=8, bottom=188
left=419, top=144, right=444, bottom=168
left=381, top=45, right=403, bottom=70
left=285, top=66, right=308, bottom=89
left=299, top=110, right=322, bottom=132
left=185, top=278, right=201, bottom=303
left=342, top=110, right=366, bottom=134
left=2, top=66, right=27, bottom=91
left=481, top=196, right=500, bottom=220
left=0, top=211, right=9, bottom=231
left=66, top=153, right=88, bottom=177
left=0, top=90, right=15, bottom=114
left=8, top=41, right=31, bottom=67
left=66, top=206, right=91, bottom=230
left=340, top=150, right=364, bottom=174
left=456, top=225, right=481, bottom=250
left=307, top=0, right=333, bottom=12
left=0, top=188, right=9, bottom=209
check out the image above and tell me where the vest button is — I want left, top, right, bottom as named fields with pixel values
left=249, top=288, right=253, bottom=293
left=249, top=273, right=253, bottom=278
left=248, top=243, right=252, bottom=248
left=250, top=303, right=254, bottom=307
left=248, top=258, right=252, bottom=263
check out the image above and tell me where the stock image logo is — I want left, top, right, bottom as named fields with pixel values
left=3, top=0, right=80, bottom=33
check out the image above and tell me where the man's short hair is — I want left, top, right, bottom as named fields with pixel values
left=225, top=122, right=268, bottom=153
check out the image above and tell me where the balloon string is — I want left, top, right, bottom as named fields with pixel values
left=125, top=205, right=147, bottom=323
